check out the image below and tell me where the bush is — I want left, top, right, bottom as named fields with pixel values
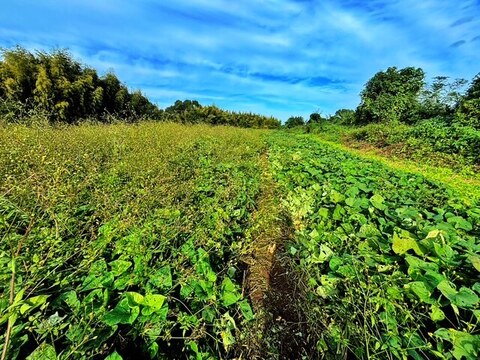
left=349, top=119, right=480, bottom=166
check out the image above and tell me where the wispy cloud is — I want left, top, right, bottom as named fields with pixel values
left=0, top=0, right=479, bottom=120
left=451, top=16, right=475, bottom=27
left=450, top=40, right=467, bottom=48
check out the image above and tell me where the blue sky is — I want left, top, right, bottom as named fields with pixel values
left=1, top=0, right=479, bottom=120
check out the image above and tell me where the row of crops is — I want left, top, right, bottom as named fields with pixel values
left=0, top=123, right=265, bottom=359
left=268, top=134, right=480, bottom=359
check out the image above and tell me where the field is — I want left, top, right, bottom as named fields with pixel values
left=1, top=122, right=479, bottom=359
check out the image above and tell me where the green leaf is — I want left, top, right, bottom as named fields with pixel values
left=105, top=351, right=123, bottom=360
left=26, top=343, right=56, bottom=360
left=126, top=292, right=144, bottom=307
left=453, top=287, right=479, bottom=309
left=329, top=256, right=343, bottom=271
left=473, top=310, right=480, bottom=322
left=358, top=223, right=381, bottom=238
left=473, top=283, right=480, bottom=294
left=449, top=329, right=480, bottom=360
left=406, top=255, right=438, bottom=273
left=20, top=295, right=49, bottom=315
left=104, top=299, right=139, bottom=326
left=142, top=294, right=166, bottom=316
left=332, top=204, right=344, bottom=220
left=189, top=341, right=199, bottom=355
left=392, top=233, right=423, bottom=255
left=336, top=264, right=356, bottom=279
left=345, top=197, right=356, bottom=207
left=433, top=328, right=450, bottom=342
left=430, top=305, right=446, bottom=322
left=446, top=216, right=473, bottom=231
left=345, top=186, right=359, bottom=198
left=150, top=265, right=173, bottom=290
left=437, top=280, right=457, bottom=301
left=238, top=300, right=254, bottom=321
left=202, top=306, right=216, bottom=323
left=220, top=328, right=235, bottom=351
left=370, top=194, right=386, bottom=210
left=180, top=278, right=195, bottom=299
left=62, top=291, right=80, bottom=311
left=312, top=244, right=333, bottom=263
left=82, top=274, right=105, bottom=291
left=433, top=243, right=455, bottom=263
left=470, top=256, right=480, bottom=272
left=221, top=278, right=240, bottom=307
left=406, top=282, right=433, bottom=304
left=330, top=190, right=345, bottom=204
left=148, top=342, right=159, bottom=358
left=157, top=302, right=169, bottom=321
left=109, top=259, right=132, bottom=277
left=425, top=229, right=444, bottom=239
left=318, top=208, right=329, bottom=218
left=197, top=256, right=217, bottom=283
left=289, top=246, right=298, bottom=255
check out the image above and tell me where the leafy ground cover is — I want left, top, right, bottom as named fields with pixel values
left=0, top=123, right=267, bottom=359
left=268, top=133, right=480, bottom=359
left=1, top=123, right=479, bottom=359
left=304, top=123, right=480, bottom=201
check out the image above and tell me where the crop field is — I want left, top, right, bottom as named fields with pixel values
left=0, top=123, right=479, bottom=359
left=268, top=134, right=480, bottom=359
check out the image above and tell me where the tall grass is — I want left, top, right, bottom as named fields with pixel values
left=0, top=122, right=268, bottom=359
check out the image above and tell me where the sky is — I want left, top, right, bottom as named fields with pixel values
left=1, top=0, right=479, bottom=121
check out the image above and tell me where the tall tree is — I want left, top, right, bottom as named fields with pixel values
left=284, top=116, right=305, bottom=128
left=455, top=73, right=480, bottom=129
left=355, top=67, right=425, bottom=124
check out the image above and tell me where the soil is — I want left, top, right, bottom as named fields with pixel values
left=239, top=152, right=314, bottom=360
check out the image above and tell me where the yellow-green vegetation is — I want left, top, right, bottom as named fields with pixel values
left=0, top=47, right=280, bottom=128
left=0, top=122, right=268, bottom=359
left=268, top=133, right=480, bottom=359
left=311, top=134, right=480, bottom=201
left=1, top=123, right=479, bottom=360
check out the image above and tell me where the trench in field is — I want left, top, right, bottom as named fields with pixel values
left=241, top=152, right=314, bottom=359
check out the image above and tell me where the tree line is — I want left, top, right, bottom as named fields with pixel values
left=0, top=47, right=162, bottom=123
left=163, top=100, right=280, bottom=129
left=286, top=67, right=479, bottom=129
left=0, top=46, right=280, bottom=128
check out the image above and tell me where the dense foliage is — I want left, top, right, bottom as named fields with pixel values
left=163, top=100, right=280, bottom=129
left=0, top=47, right=162, bottom=123
left=0, top=122, right=478, bottom=359
left=301, top=67, right=480, bottom=168
left=0, top=123, right=265, bottom=359
left=349, top=119, right=480, bottom=167
left=355, top=67, right=425, bottom=124
left=284, top=116, right=305, bottom=128
left=269, top=134, right=480, bottom=359
left=0, top=47, right=281, bottom=129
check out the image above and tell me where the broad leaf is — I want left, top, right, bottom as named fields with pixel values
left=26, top=343, right=56, bottom=360
left=142, top=294, right=166, bottom=316
left=109, top=259, right=132, bottom=277
left=370, top=194, right=386, bottom=210
left=221, top=278, right=240, bottom=307
left=430, top=305, right=446, bottom=322
left=104, top=299, right=139, bottom=326
left=392, top=233, right=423, bottom=255
left=105, top=351, right=123, bottom=360
left=238, top=300, right=254, bottom=321
left=407, top=281, right=433, bottom=304
left=453, top=288, right=479, bottom=308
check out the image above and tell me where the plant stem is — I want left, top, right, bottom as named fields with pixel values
left=1, top=220, right=34, bottom=360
